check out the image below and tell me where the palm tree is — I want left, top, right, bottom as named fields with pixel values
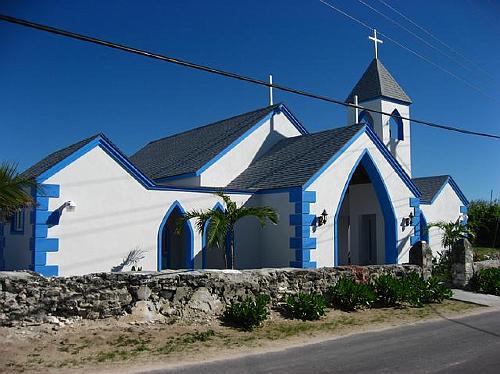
left=428, top=219, right=475, bottom=251
left=178, top=192, right=278, bottom=269
left=0, top=162, right=36, bottom=223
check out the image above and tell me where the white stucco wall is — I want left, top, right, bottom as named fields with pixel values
left=41, top=146, right=256, bottom=276
left=200, top=112, right=302, bottom=187
left=419, top=183, right=464, bottom=255
left=2, top=208, right=33, bottom=270
left=307, top=131, right=417, bottom=267
left=347, top=99, right=412, bottom=176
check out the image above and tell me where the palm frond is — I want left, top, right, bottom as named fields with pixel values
left=215, top=191, right=237, bottom=214
left=235, top=206, right=279, bottom=227
left=0, top=162, right=36, bottom=222
left=206, top=210, right=229, bottom=249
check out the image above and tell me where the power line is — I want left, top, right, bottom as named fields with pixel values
left=319, top=0, right=499, bottom=102
left=356, top=0, right=491, bottom=83
left=0, top=13, right=499, bottom=140
left=375, top=0, right=497, bottom=82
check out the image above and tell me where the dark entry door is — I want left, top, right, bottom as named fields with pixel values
left=359, top=214, right=377, bottom=265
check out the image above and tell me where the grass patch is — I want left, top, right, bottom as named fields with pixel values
left=473, top=247, right=500, bottom=261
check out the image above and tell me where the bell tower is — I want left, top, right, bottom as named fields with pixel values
left=346, top=30, right=413, bottom=176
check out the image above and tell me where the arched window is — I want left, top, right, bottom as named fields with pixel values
left=359, top=110, right=374, bottom=129
left=389, top=110, right=404, bottom=140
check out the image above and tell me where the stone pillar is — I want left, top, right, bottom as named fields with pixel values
left=409, top=241, right=433, bottom=280
left=451, top=238, right=473, bottom=288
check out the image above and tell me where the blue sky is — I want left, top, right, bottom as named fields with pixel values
left=1, top=0, right=499, bottom=200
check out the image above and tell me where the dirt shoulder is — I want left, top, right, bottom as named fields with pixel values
left=0, top=300, right=486, bottom=373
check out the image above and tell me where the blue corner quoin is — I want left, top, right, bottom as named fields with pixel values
left=31, top=184, right=60, bottom=277
left=410, top=197, right=421, bottom=246
left=289, top=188, right=317, bottom=268
left=0, top=223, right=5, bottom=270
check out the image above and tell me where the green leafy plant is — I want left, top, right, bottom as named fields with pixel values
left=428, top=219, right=475, bottom=251
left=0, top=162, right=37, bottom=222
left=286, top=292, right=327, bottom=321
left=400, top=272, right=429, bottom=307
left=468, top=199, right=500, bottom=248
left=424, top=277, right=453, bottom=303
left=432, top=250, right=453, bottom=283
left=224, top=294, right=270, bottom=330
left=470, top=268, right=500, bottom=296
left=373, top=274, right=405, bottom=307
left=329, top=277, right=375, bottom=311
left=178, top=192, right=278, bottom=269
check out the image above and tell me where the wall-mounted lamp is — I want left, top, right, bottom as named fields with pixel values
left=63, top=200, right=77, bottom=213
left=403, top=211, right=414, bottom=227
left=317, top=209, right=328, bottom=227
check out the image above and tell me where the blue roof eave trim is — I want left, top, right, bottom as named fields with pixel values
left=35, top=136, right=256, bottom=195
left=420, top=176, right=469, bottom=207
left=174, top=103, right=309, bottom=179
left=303, top=125, right=421, bottom=197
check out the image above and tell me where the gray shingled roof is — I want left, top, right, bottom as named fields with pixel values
left=412, top=175, right=449, bottom=204
left=130, top=104, right=281, bottom=181
left=346, top=59, right=412, bottom=104
left=227, top=124, right=364, bottom=190
left=20, top=134, right=101, bottom=180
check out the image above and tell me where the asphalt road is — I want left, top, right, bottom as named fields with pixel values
left=145, top=309, right=500, bottom=374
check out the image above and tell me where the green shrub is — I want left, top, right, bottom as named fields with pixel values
left=470, top=268, right=500, bottom=296
left=224, top=294, right=270, bottom=330
left=373, top=274, right=405, bottom=307
left=432, top=250, right=452, bottom=283
left=424, top=277, right=453, bottom=303
left=400, top=272, right=429, bottom=307
left=286, top=292, right=327, bottom=321
left=329, top=277, right=375, bottom=311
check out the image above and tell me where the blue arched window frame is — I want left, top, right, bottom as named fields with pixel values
left=359, top=110, right=374, bottom=129
left=389, top=109, right=404, bottom=140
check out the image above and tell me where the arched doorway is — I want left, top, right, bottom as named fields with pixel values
left=202, top=202, right=228, bottom=269
left=335, top=151, right=397, bottom=266
left=158, top=201, right=194, bottom=270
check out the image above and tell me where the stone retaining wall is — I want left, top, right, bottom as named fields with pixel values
left=474, top=260, right=500, bottom=272
left=0, top=265, right=420, bottom=327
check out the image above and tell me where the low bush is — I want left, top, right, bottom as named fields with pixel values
left=329, top=277, right=375, bottom=311
left=224, top=294, right=270, bottom=330
left=470, top=268, right=500, bottom=296
left=401, top=272, right=429, bottom=307
left=373, top=274, right=405, bottom=307
left=424, top=277, right=453, bottom=303
left=286, top=292, right=327, bottom=321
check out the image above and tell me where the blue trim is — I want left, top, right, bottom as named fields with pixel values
left=333, top=150, right=398, bottom=266
left=460, top=205, right=468, bottom=225
left=276, top=104, right=309, bottom=135
left=288, top=188, right=317, bottom=268
left=390, top=109, right=404, bottom=141
left=420, top=212, right=429, bottom=243
left=31, top=184, right=60, bottom=276
left=460, top=206, right=468, bottom=214
left=409, top=198, right=421, bottom=246
left=359, top=95, right=412, bottom=106
left=196, top=113, right=275, bottom=175
left=0, top=223, right=5, bottom=270
left=10, top=209, right=25, bottom=235
left=157, top=201, right=195, bottom=270
left=201, top=202, right=227, bottom=269
left=158, top=104, right=308, bottom=183
left=302, top=125, right=420, bottom=197
left=419, top=176, right=469, bottom=207
left=359, top=110, right=374, bottom=129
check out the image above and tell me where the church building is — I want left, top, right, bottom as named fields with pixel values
left=0, top=52, right=468, bottom=276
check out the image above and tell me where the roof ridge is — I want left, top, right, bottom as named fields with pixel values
left=146, top=103, right=281, bottom=146
left=412, top=174, right=450, bottom=180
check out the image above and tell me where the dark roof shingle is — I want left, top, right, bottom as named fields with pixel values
left=227, top=124, right=364, bottom=190
left=130, top=104, right=280, bottom=181
left=20, top=134, right=101, bottom=180
left=346, top=59, right=412, bottom=104
left=412, top=175, right=450, bottom=204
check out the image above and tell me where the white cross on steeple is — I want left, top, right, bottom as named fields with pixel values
left=369, top=29, right=383, bottom=59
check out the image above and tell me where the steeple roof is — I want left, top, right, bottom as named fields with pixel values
left=346, top=59, right=412, bottom=104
